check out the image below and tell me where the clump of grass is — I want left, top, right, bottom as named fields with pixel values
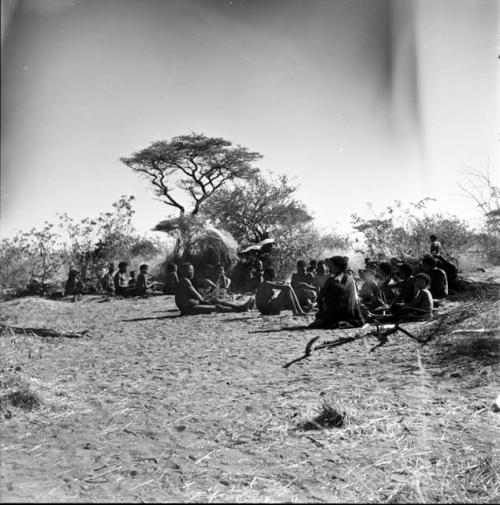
left=0, top=388, right=41, bottom=413
left=299, top=401, right=345, bottom=430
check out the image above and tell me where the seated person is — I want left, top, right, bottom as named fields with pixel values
left=256, top=267, right=306, bottom=316
left=64, top=268, right=84, bottom=300
left=175, top=263, right=254, bottom=315
left=382, top=273, right=433, bottom=321
left=101, top=262, right=115, bottom=295
left=291, top=260, right=317, bottom=312
left=358, top=268, right=379, bottom=305
left=309, top=256, right=364, bottom=329
left=164, top=263, right=179, bottom=295
left=195, top=264, right=218, bottom=300
left=419, top=254, right=448, bottom=299
left=429, top=234, right=441, bottom=256
left=214, top=263, right=231, bottom=292
left=393, top=263, right=416, bottom=304
left=312, top=260, right=330, bottom=292
left=114, top=261, right=135, bottom=297
left=368, top=262, right=398, bottom=312
left=128, top=271, right=137, bottom=289
left=251, top=260, right=264, bottom=290
left=135, top=264, right=163, bottom=295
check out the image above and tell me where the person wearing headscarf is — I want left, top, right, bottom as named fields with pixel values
left=309, top=256, right=364, bottom=329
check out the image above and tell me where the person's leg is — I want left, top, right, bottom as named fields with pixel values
left=181, top=304, right=219, bottom=315
left=276, top=286, right=305, bottom=315
left=215, top=297, right=254, bottom=312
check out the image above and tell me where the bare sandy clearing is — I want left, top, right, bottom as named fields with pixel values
left=1, top=294, right=498, bottom=502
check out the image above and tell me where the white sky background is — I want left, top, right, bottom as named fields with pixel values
left=1, top=0, right=499, bottom=239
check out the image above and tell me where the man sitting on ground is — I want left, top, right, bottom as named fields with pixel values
left=114, top=261, right=134, bottom=297
left=135, top=264, right=163, bottom=296
left=291, top=260, right=317, bottom=312
left=368, top=262, right=398, bottom=313
left=101, top=262, right=115, bottom=295
left=256, top=267, right=306, bottom=316
left=393, top=263, right=416, bottom=304
left=175, top=263, right=254, bottom=315
left=358, top=268, right=379, bottom=306
left=419, top=254, right=448, bottom=299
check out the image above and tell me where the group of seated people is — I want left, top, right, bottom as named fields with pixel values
left=173, top=234, right=455, bottom=329
left=65, top=234, right=454, bottom=328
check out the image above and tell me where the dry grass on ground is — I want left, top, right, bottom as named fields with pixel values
left=0, top=279, right=499, bottom=503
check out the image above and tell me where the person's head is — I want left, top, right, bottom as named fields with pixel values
left=167, top=263, right=177, bottom=272
left=421, top=254, right=436, bottom=272
left=398, top=263, right=413, bottom=281
left=429, top=234, right=437, bottom=242
left=118, top=261, right=128, bottom=273
left=263, top=267, right=275, bottom=281
left=139, top=264, right=149, bottom=274
left=378, top=262, right=392, bottom=279
left=296, top=260, right=307, bottom=273
left=326, top=255, right=349, bottom=275
left=108, top=262, right=115, bottom=273
left=415, top=272, right=431, bottom=290
left=180, top=262, right=194, bottom=279
left=316, top=260, right=326, bottom=275
left=69, top=268, right=79, bottom=280
left=130, top=270, right=136, bottom=278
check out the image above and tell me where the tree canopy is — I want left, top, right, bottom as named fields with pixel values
left=202, top=173, right=312, bottom=244
left=120, top=133, right=262, bottom=217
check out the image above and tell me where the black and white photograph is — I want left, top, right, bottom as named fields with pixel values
left=1, top=0, right=499, bottom=502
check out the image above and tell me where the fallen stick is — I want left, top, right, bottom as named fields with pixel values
left=450, top=328, right=500, bottom=335
left=0, top=323, right=88, bottom=339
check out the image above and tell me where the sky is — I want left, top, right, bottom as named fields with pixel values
left=1, top=0, right=499, bottom=240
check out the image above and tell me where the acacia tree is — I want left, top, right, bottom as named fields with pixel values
left=202, top=173, right=312, bottom=244
left=121, top=133, right=262, bottom=258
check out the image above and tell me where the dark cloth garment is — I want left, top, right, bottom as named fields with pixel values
left=313, top=273, right=364, bottom=328
left=397, top=276, right=416, bottom=304
left=64, top=278, right=83, bottom=296
left=358, top=279, right=379, bottom=304
left=101, top=273, right=115, bottom=294
left=429, top=267, right=448, bottom=298
left=164, top=272, right=179, bottom=295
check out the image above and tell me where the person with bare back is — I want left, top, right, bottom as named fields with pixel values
left=175, top=263, right=254, bottom=315
left=255, top=267, right=306, bottom=316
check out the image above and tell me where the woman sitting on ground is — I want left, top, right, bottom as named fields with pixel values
left=64, top=268, right=84, bottom=300
left=309, top=256, right=364, bottom=329
left=175, top=263, right=254, bottom=315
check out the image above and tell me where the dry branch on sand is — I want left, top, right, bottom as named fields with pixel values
left=284, top=299, right=500, bottom=369
left=0, top=323, right=88, bottom=339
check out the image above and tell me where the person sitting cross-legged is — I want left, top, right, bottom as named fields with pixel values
left=175, top=263, right=254, bottom=315
left=255, top=267, right=306, bottom=316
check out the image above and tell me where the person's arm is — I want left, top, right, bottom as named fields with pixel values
left=185, top=278, right=205, bottom=302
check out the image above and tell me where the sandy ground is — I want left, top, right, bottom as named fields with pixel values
left=0, top=287, right=499, bottom=503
